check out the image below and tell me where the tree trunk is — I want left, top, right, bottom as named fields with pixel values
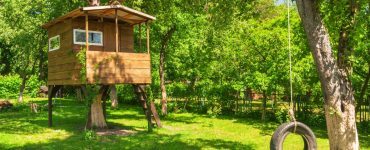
left=110, top=85, right=118, bottom=109
left=358, top=64, right=370, bottom=122
left=18, top=75, right=27, bottom=103
left=296, top=1, right=359, bottom=149
left=159, top=25, right=176, bottom=116
left=261, top=91, right=267, bottom=121
left=86, top=85, right=109, bottom=129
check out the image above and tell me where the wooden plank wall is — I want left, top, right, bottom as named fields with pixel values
left=48, top=19, right=83, bottom=85
left=86, top=51, right=151, bottom=84
left=120, top=24, right=134, bottom=53
left=48, top=17, right=143, bottom=85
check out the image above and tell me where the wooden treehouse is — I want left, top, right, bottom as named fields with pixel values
left=42, top=4, right=161, bottom=129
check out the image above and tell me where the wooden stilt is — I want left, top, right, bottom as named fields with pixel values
left=48, top=85, right=62, bottom=127
left=48, top=86, right=53, bottom=127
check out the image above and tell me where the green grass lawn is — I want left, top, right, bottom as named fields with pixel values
left=0, top=98, right=369, bottom=150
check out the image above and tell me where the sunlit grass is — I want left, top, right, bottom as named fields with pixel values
left=0, top=98, right=369, bottom=149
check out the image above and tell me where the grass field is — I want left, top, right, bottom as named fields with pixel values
left=0, top=98, right=369, bottom=150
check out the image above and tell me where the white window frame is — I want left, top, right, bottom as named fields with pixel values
left=48, top=35, right=60, bottom=51
left=73, top=29, right=103, bottom=46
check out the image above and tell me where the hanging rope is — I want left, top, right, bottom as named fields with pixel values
left=287, top=0, right=297, bottom=133
left=271, top=3, right=318, bottom=148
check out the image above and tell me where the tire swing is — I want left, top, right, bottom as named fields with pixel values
left=270, top=111, right=317, bottom=150
left=270, top=1, right=317, bottom=149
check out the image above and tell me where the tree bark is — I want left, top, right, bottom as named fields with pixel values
left=110, top=85, right=118, bottom=109
left=18, top=75, right=27, bottom=103
left=261, top=91, right=267, bottom=121
left=86, top=85, right=109, bottom=129
left=296, top=1, right=359, bottom=149
left=159, top=25, right=176, bottom=116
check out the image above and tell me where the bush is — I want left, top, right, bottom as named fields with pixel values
left=274, top=109, right=289, bottom=124
left=26, top=75, right=45, bottom=98
left=0, top=75, right=21, bottom=99
left=0, top=75, right=45, bottom=99
left=116, top=85, right=137, bottom=104
left=206, top=99, right=222, bottom=115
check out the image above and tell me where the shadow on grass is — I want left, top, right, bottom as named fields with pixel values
left=3, top=132, right=255, bottom=150
left=215, top=115, right=331, bottom=139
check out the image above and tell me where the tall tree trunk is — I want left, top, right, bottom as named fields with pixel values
left=159, top=25, right=176, bottom=116
left=18, top=75, right=27, bottom=103
left=86, top=85, right=109, bottom=129
left=110, top=85, right=118, bottom=109
left=296, top=1, right=359, bottom=149
left=261, top=91, right=267, bottom=121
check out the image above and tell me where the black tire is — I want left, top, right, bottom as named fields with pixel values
left=270, top=121, right=317, bottom=150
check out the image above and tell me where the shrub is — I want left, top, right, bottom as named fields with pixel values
left=83, top=130, right=97, bottom=141
left=116, top=85, right=137, bottom=104
left=0, top=75, right=21, bottom=99
left=274, top=108, right=289, bottom=124
left=0, top=75, right=46, bottom=99
left=26, top=75, right=45, bottom=98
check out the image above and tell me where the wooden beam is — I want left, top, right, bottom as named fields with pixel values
left=146, top=22, right=150, bottom=54
left=48, top=86, right=53, bottom=127
left=150, top=102, right=162, bottom=128
left=85, top=13, right=89, bottom=51
left=115, top=9, right=119, bottom=53
left=139, top=24, right=142, bottom=51
left=48, top=85, right=62, bottom=127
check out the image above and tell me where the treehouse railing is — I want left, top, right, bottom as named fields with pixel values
left=86, top=51, right=151, bottom=84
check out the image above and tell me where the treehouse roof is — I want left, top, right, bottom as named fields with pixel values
left=42, top=5, right=156, bottom=28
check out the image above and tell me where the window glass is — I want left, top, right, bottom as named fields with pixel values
left=74, top=29, right=103, bottom=46
left=49, top=35, right=60, bottom=51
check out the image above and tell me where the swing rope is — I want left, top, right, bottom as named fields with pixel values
left=270, top=3, right=318, bottom=149
left=287, top=0, right=297, bottom=132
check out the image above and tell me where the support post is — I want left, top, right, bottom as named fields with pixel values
left=139, top=24, right=142, bottom=51
left=115, top=9, right=119, bottom=53
left=48, top=85, right=61, bottom=127
left=85, top=13, right=89, bottom=52
left=146, top=22, right=150, bottom=54
left=48, top=86, right=53, bottom=127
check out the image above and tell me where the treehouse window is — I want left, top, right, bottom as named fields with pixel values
left=49, top=35, right=60, bottom=51
left=73, top=29, right=103, bottom=46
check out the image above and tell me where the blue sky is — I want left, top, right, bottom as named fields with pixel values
left=276, top=0, right=285, bottom=5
